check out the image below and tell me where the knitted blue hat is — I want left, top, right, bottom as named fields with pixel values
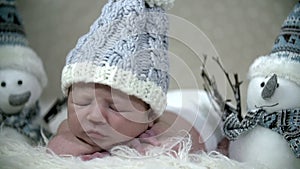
left=248, top=2, right=300, bottom=85
left=61, top=0, right=174, bottom=117
left=0, top=0, right=47, bottom=88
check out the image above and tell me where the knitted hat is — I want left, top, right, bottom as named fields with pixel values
left=248, top=2, right=300, bottom=85
left=0, top=0, right=47, bottom=88
left=61, top=0, right=174, bottom=117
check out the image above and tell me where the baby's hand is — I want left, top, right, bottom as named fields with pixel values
left=125, top=118, right=174, bottom=154
left=140, top=111, right=207, bottom=153
left=123, top=130, right=161, bottom=154
left=139, top=129, right=161, bottom=146
left=80, top=151, right=110, bottom=161
left=216, top=137, right=229, bottom=156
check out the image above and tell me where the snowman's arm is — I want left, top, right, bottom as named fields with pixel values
left=200, top=56, right=243, bottom=121
left=213, top=57, right=243, bottom=120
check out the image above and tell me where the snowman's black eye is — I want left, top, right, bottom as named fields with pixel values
left=1, top=81, right=6, bottom=87
left=17, top=80, right=23, bottom=86
left=260, top=82, right=265, bottom=87
left=277, top=83, right=279, bottom=88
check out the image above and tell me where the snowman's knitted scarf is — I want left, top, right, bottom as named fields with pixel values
left=0, top=102, right=48, bottom=145
left=223, top=108, right=300, bottom=158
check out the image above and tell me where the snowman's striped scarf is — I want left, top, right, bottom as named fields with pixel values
left=0, top=102, right=50, bottom=145
left=223, top=108, right=300, bottom=158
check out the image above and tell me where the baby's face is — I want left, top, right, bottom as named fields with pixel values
left=67, top=82, right=150, bottom=150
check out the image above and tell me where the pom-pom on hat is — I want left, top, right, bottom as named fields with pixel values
left=0, top=0, right=47, bottom=88
left=248, top=2, right=300, bottom=85
left=61, top=0, right=174, bottom=117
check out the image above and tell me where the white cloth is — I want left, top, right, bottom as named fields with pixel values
left=166, top=89, right=223, bottom=152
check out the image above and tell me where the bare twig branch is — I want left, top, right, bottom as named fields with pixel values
left=200, top=54, right=225, bottom=112
left=234, top=74, right=243, bottom=120
left=212, top=57, right=235, bottom=93
left=200, top=55, right=244, bottom=120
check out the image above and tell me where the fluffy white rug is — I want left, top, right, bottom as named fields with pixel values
left=0, top=133, right=268, bottom=169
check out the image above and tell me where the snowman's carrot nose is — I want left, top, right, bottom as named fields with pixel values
left=261, top=74, right=278, bottom=99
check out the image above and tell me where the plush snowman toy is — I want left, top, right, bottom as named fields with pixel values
left=223, top=2, right=300, bottom=169
left=228, top=75, right=300, bottom=169
left=0, top=0, right=48, bottom=145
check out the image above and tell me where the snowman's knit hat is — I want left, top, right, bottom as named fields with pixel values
left=61, top=0, right=174, bottom=117
left=248, top=2, right=300, bottom=86
left=0, top=0, right=47, bottom=88
left=0, top=0, right=27, bottom=46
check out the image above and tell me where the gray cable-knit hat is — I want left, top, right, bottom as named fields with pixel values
left=61, top=0, right=174, bottom=117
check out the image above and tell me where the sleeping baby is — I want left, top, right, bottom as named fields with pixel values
left=48, top=0, right=226, bottom=160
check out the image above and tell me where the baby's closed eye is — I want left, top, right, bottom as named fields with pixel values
left=72, top=100, right=92, bottom=107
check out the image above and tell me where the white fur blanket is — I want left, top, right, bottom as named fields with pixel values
left=0, top=133, right=267, bottom=169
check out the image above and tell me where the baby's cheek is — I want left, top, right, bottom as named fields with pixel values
left=108, top=114, right=142, bottom=134
left=119, top=123, right=148, bottom=138
left=68, top=114, right=83, bottom=135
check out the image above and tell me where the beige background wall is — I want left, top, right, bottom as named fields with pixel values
left=17, top=0, right=297, bottom=113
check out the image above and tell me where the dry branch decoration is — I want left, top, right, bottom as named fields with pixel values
left=200, top=54, right=243, bottom=121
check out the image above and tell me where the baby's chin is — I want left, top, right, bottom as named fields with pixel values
left=73, top=133, right=103, bottom=149
left=84, top=136, right=131, bottom=151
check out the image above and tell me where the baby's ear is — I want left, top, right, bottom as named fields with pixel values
left=147, top=109, right=160, bottom=123
left=148, top=121, right=154, bottom=127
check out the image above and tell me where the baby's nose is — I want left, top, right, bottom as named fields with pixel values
left=87, top=106, right=107, bottom=124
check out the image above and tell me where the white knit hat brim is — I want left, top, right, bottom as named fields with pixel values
left=248, top=51, right=300, bottom=86
left=61, top=62, right=167, bottom=117
left=0, top=45, right=48, bottom=88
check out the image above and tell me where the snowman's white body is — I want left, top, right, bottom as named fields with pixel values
left=229, top=76, right=300, bottom=169
left=0, top=69, right=43, bottom=143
